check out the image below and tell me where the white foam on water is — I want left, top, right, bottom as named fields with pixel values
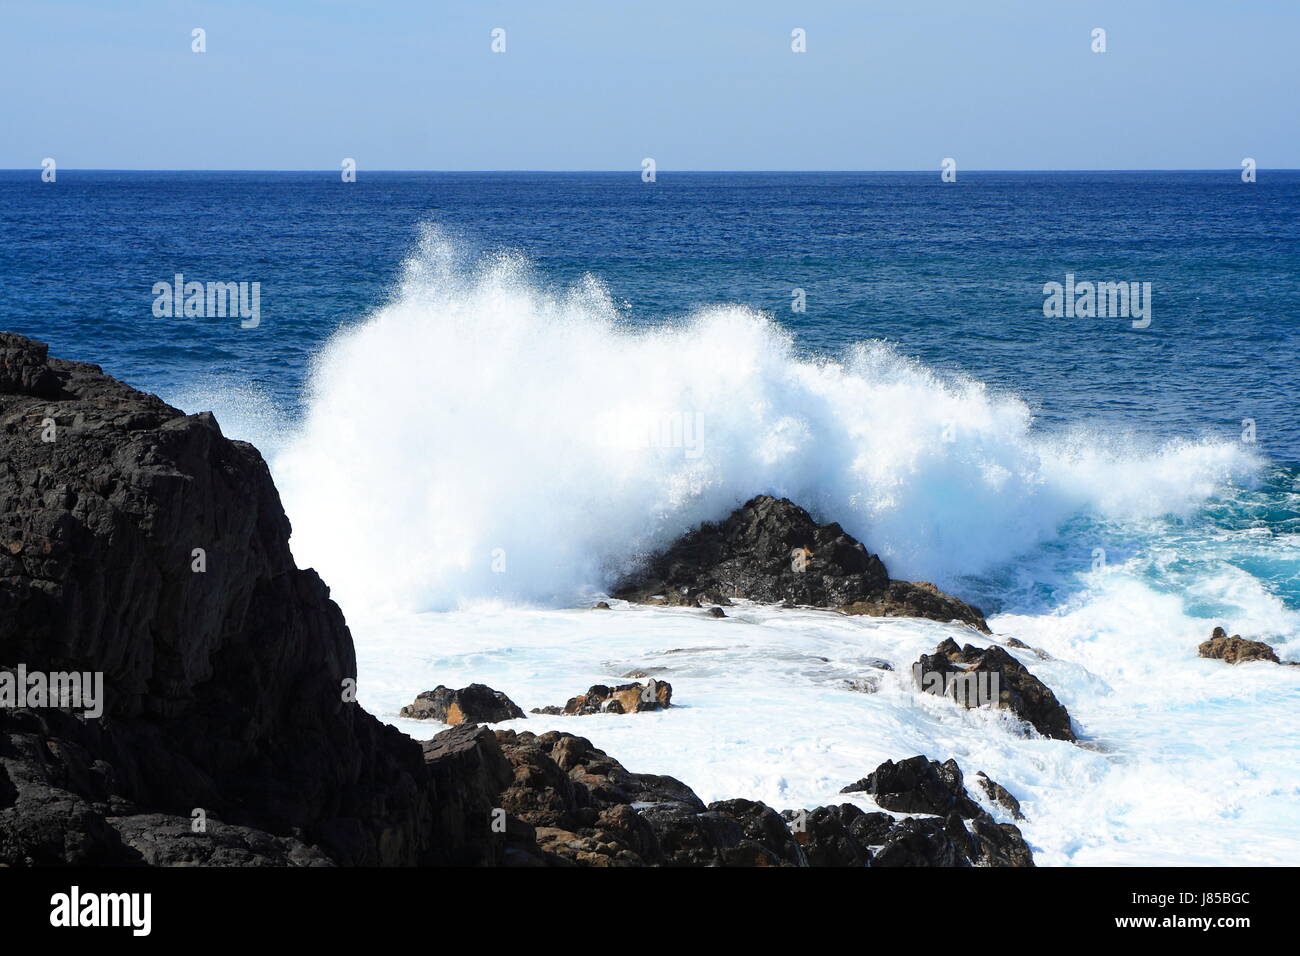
left=171, top=228, right=1297, bottom=866
left=271, top=228, right=1260, bottom=613
left=351, top=579, right=1300, bottom=866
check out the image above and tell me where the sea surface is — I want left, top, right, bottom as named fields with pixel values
left=3, top=170, right=1299, bottom=864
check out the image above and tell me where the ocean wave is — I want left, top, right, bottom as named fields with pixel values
left=271, top=226, right=1263, bottom=612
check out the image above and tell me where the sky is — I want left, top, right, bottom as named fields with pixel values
left=2, top=0, right=1297, bottom=171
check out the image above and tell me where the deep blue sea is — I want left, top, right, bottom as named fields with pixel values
left=3, top=170, right=1299, bottom=863
left=3, top=170, right=1298, bottom=456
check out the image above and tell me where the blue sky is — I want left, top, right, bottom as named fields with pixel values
left=3, top=0, right=1297, bottom=170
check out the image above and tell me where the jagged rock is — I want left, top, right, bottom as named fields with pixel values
left=841, top=580, right=988, bottom=632
left=530, top=679, right=671, bottom=716
left=399, top=684, right=525, bottom=724
left=591, top=804, right=663, bottom=864
left=840, top=755, right=983, bottom=818
left=0, top=335, right=61, bottom=399
left=0, top=333, right=501, bottom=866
left=872, top=815, right=972, bottom=867
left=1199, top=627, right=1280, bottom=665
left=968, top=815, right=1035, bottom=867
left=494, top=730, right=702, bottom=832
left=783, top=805, right=872, bottom=866
left=781, top=800, right=1033, bottom=868
left=638, top=803, right=747, bottom=866
left=106, top=815, right=334, bottom=867
left=975, top=771, right=1024, bottom=820
left=593, top=601, right=611, bottom=610
left=420, top=724, right=519, bottom=865
left=706, top=606, right=727, bottom=618
left=707, top=798, right=804, bottom=866
left=914, top=638, right=1076, bottom=741
left=613, top=494, right=988, bottom=631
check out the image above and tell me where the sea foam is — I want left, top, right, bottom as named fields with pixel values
left=272, top=227, right=1260, bottom=613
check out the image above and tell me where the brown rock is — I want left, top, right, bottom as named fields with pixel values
left=1198, top=626, right=1280, bottom=665
left=399, top=684, right=525, bottom=724
left=530, top=679, right=672, bottom=716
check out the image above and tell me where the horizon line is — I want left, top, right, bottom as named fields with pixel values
left=4, top=167, right=1296, bottom=175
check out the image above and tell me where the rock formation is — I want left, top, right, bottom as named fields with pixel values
left=530, top=679, right=671, bottom=716
left=1198, top=626, right=1287, bottom=665
left=613, top=494, right=989, bottom=631
left=0, top=333, right=460, bottom=865
left=914, top=638, right=1076, bottom=741
left=840, top=755, right=983, bottom=818
left=400, top=684, right=525, bottom=724
left=975, top=771, right=1024, bottom=820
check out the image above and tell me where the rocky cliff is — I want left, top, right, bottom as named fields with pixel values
left=0, top=333, right=482, bottom=865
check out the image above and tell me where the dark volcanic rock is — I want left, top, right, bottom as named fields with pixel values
left=492, top=730, right=809, bottom=867
left=840, top=755, right=983, bottom=818
left=106, top=815, right=334, bottom=867
left=530, top=678, right=671, bottom=716
left=706, top=798, right=804, bottom=866
left=872, top=815, right=972, bottom=867
left=841, top=580, right=988, bottom=632
left=914, top=638, right=1076, bottom=741
left=825, top=755, right=1034, bottom=867
left=1198, top=626, right=1281, bottom=665
left=0, top=332, right=471, bottom=865
left=784, top=805, right=872, bottom=866
left=975, top=771, right=1024, bottom=820
left=968, top=815, right=1035, bottom=867
left=421, top=723, right=518, bottom=865
left=400, top=684, right=525, bottom=724
left=612, top=494, right=989, bottom=631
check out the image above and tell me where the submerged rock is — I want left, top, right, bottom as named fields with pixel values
left=914, top=638, right=1076, bottom=741
left=612, top=494, right=989, bottom=631
left=399, top=684, right=525, bottom=724
left=531, top=679, right=672, bottom=716
left=1198, top=626, right=1282, bottom=665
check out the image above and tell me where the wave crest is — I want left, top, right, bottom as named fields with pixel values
left=274, top=227, right=1260, bottom=611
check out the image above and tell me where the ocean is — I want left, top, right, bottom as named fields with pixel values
left=3, top=169, right=1298, bottom=864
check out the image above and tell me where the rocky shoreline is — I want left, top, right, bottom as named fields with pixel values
left=7, top=331, right=1275, bottom=868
